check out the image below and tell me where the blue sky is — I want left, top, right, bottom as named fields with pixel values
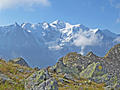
left=0, top=0, right=120, bottom=33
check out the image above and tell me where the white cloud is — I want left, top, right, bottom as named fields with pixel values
left=48, top=45, right=62, bottom=50
left=73, top=31, right=102, bottom=47
left=0, top=0, right=50, bottom=9
left=72, top=31, right=103, bottom=55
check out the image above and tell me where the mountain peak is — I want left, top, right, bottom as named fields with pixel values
left=105, top=44, right=120, bottom=58
left=50, top=20, right=66, bottom=29
left=14, top=22, right=20, bottom=27
left=86, top=51, right=97, bottom=57
left=51, top=20, right=64, bottom=25
left=9, top=57, right=29, bottom=67
left=91, top=28, right=100, bottom=33
left=21, top=23, right=32, bottom=28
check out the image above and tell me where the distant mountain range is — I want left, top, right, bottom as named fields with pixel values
left=0, top=20, right=120, bottom=67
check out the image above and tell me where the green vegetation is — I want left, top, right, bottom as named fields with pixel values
left=0, top=59, right=35, bottom=90
left=0, top=81, right=24, bottom=90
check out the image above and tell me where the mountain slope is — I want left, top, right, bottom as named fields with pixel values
left=0, top=20, right=120, bottom=67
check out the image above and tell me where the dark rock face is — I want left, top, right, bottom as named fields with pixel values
left=9, top=57, right=29, bottom=67
left=26, top=44, right=120, bottom=89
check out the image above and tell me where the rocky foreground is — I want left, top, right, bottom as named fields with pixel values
left=0, top=44, right=120, bottom=90
left=25, top=44, right=120, bottom=90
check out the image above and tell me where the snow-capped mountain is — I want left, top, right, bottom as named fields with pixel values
left=0, top=20, right=120, bottom=67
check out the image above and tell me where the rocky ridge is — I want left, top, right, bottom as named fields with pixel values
left=9, top=57, right=30, bottom=67
left=25, top=44, right=120, bottom=90
left=0, top=44, right=120, bottom=90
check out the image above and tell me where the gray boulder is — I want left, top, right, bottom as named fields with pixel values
left=25, top=69, right=58, bottom=90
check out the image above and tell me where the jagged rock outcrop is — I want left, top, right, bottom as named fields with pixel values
left=25, top=69, right=58, bottom=90
left=9, top=57, right=29, bottom=67
left=25, top=44, right=120, bottom=89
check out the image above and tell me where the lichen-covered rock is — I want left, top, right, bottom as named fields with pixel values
left=80, top=62, right=98, bottom=79
left=64, top=73, right=74, bottom=80
left=34, top=78, right=58, bottom=90
left=25, top=69, right=58, bottom=90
